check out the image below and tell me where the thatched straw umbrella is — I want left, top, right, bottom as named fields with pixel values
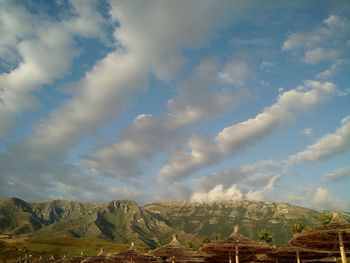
left=148, top=234, right=204, bottom=263
left=61, top=258, right=85, bottom=263
left=267, top=247, right=336, bottom=263
left=80, top=255, right=118, bottom=263
left=111, top=242, right=160, bottom=263
left=201, top=225, right=273, bottom=263
left=290, top=212, right=350, bottom=263
left=61, top=255, right=86, bottom=263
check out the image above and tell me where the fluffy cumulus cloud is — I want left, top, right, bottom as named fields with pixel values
left=0, top=0, right=107, bottom=139
left=158, top=80, right=339, bottom=181
left=288, top=115, right=350, bottom=164
left=313, top=187, right=344, bottom=210
left=191, top=184, right=244, bottom=203
left=325, top=166, right=350, bottom=182
left=190, top=173, right=279, bottom=204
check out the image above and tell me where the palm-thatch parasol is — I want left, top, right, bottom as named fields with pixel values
left=80, top=254, right=119, bottom=263
left=148, top=234, right=205, bottom=263
left=290, top=211, right=350, bottom=263
left=267, top=247, right=336, bottom=263
left=62, top=255, right=87, bottom=263
left=111, top=242, right=160, bottom=263
left=201, top=225, right=273, bottom=263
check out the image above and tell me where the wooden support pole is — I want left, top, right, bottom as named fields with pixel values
left=296, top=250, right=300, bottom=263
left=235, top=245, right=239, bottom=263
left=338, top=231, right=348, bottom=263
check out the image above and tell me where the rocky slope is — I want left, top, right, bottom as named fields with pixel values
left=144, top=200, right=331, bottom=245
left=1, top=197, right=349, bottom=247
left=0, top=198, right=174, bottom=248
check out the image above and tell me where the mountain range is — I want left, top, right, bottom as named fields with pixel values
left=1, top=197, right=349, bottom=248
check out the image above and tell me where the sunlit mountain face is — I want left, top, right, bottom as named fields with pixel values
left=0, top=1, right=349, bottom=210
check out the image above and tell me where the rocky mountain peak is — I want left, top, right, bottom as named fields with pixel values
left=1, top=197, right=349, bottom=248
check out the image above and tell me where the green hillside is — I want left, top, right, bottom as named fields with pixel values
left=144, top=200, right=330, bottom=246
left=1, top=197, right=349, bottom=248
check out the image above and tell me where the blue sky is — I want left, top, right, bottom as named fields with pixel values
left=1, top=0, right=350, bottom=210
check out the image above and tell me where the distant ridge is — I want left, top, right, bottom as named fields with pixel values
left=0, top=197, right=349, bottom=248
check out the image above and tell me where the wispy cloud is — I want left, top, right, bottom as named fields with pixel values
left=284, top=186, right=348, bottom=210
left=325, top=166, right=350, bottom=182
left=158, top=81, right=340, bottom=181
left=0, top=0, right=251, bottom=201
left=0, top=3, right=348, bottom=208
left=194, top=160, right=279, bottom=191
left=288, top=115, right=350, bottom=164
left=80, top=58, right=245, bottom=178
left=283, top=14, right=350, bottom=79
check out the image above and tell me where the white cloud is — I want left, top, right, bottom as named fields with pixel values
left=0, top=1, right=255, bottom=201
left=24, top=52, right=148, bottom=160
left=159, top=80, right=339, bottom=181
left=0, top=4, right=33, bottom=64
left=315, top=59, right=345, bottom=80
left=259, top=60, right=276, bottom=73
left=0, top=1, right=108, bottom=139
left=325, top=166, right=350, bottom=182
left=65, top=0, right=108, bottom=42
left=219, top=56, right=253, bottom=86
left=282, top=29, right=328, bottom=51
left=81, top=113, right=177, bottom=178
left=245, top=174, right=280, bottom=201
left=191, top=184, right=244, bottom=203
left=282, top=14, right=350, bottom=66
left=285, top=186, right=347, bottom=210
left=313, top=187, right=341, bottom=209
left=110, top=0, right=245, bottom=80
left=194, top=160, right=279, bottom=191
left=168, top=58, right=246, bottom=125
left=303, top=48, right=338, bottom=64
left=190, top=174, right=279, bottom=204
left=301, top=127, right=314, bottom=138
left=18, top=1, right=249, bottom=161
left=288, top=115, right=350, bottom=164
left=81, top=58, right=244, bottom=178
left=323, top=14, right=346, bottom=27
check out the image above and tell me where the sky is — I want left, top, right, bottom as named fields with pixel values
left=0, top=0, right=350, bottom=211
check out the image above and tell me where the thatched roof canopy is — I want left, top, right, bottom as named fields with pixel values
left=290, top=212, right=350, bottom=263
left=111, top=242, right=160, bottom=263
left=201, top=225, right=272, bottom=263
left=202, top=225, right=272, bottom=255
left=290, top=222, right=350, bottom=251
left=80, top=255, right=119, bottom=263
left=62, top=256, right=86, bottom=263
left=267, top=247, right=336, bottom=262
left=148, top=234, right=205, bottom=263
